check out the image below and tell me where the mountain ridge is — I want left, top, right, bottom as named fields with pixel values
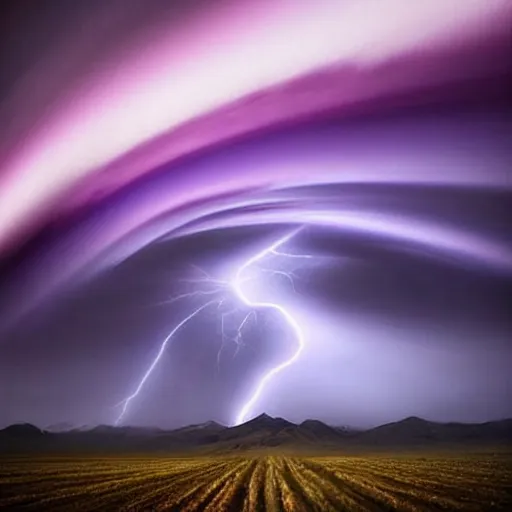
left=1, top=416, right=510, bottom=454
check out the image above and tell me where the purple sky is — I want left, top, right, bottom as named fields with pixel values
left=0, top=0, right=510, bottom=429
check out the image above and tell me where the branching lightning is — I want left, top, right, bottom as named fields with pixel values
left=230, top=227, right=305, bottom=424
left=115, top=226, right=311, bottom=426
left=115, top=300, right=218, bottom=425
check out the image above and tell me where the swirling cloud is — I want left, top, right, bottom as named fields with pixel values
left=0, top=0, right=510, bottom=427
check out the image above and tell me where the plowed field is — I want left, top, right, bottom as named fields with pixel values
left=1, top=454, right=511, bottom=510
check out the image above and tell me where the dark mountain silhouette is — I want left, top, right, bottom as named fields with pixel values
left=88, top=425, right=164, bottom=436
left=0, top=423, right=47, bottom=452
left=215, top=414, right=305, bottom=449
left=1, top=423, right=44, bottom=438
left=1, top=416, right=510, bottom=454
left=358, top=416, right=512, bottom=446
left=223, top=414, right=293, bottom=438
left=299, top=419, right=352, bottom=442
left=169, top=421, right=227, bottom=445
left=173, top=420, right=225, bottom=433
left=46, top=422, right=76, bottom=433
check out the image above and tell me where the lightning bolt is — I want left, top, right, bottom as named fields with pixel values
left=232, top=227, right=305, bottom=425
left=233, top=310, right=256, bottom=358
left=115, top=299, right=218, bottom=425
left=115, top=226, right=308, bottom=426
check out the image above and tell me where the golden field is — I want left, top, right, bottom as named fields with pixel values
left=1, top=453, right=511, bottom=511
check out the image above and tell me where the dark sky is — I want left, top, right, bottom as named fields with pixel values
left=0, top=1, right=510, bottom=430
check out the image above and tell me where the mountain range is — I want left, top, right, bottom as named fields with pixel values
left=1, top=415, right=511, bottom=454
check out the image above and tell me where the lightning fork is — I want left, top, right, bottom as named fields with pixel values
left=115, top=299, right=219, bottom=425
left=232, top=227, right=305, bottom=425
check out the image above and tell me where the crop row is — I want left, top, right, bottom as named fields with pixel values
left=0, top=454, right=510, bottom=511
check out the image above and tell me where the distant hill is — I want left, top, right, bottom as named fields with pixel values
left=1, top=423, right=45, bottom=438
left=357, top=416, right=512, bottom=446
left=173, top=420, right=225, bottom=433
left=299, top=419, right=353, bottom=443
left=1, top=416, right=510, bottom=454
left=214, top=414, right=307, bottom=450
left=46, top=422, right=76, bottom=433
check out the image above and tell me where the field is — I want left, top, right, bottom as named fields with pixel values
left=1, top=453, right=511, bottom=511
